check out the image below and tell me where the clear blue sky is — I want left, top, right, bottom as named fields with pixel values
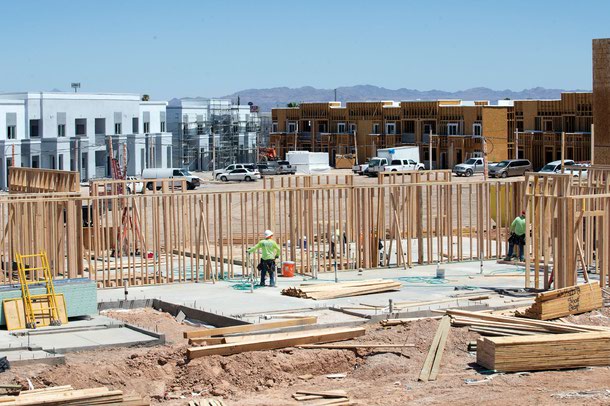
left=1, top=0, right=608, bottom=99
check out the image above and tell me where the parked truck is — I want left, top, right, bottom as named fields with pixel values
left=366, top=146, right=423, bottom=177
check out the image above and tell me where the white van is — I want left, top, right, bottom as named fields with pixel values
left=141, top=168, right=202, bottom=190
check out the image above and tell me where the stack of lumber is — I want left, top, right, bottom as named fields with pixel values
left=0, top=385, right=147, bottom=405
left=446, top=309, right=610, bottom=337
left=418, top=316, right=450, bottom=382
left=293, top=390, right=350, bottom=405
left=187, top=326, right=365, bottom=359
left=282, top=279, right=401, bottom=300
left=184, top=317, right=318, bottom=345
left=518, top=282, right=603, bottom=320
left=477, top=331, right=610, bottom=372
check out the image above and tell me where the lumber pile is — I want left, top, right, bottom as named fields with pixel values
left=187, top=326, right=366, bottom=359
left=282, top=279, right=401, bottom=300
left=446, top=309, right=610, bottom=337
left=518, top=282, right=603, bottom=320
left=0, top=385, right=147, bottom=405
left=477, top=331, right=610, bottom=372
left=188, top=399, right=226, bottom=406
left=183, top=317, right=317, bottom=340
left=293, top=390, right=351, bottom=405
left=418, top=316, right=450, bottom=381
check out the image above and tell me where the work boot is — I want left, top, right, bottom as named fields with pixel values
left=503, top=256, right=512, bottom=261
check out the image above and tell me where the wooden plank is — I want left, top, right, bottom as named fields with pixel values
left=183, top=316, right=318, bottom=339
left=418, top=315, right=450, bottom=381
left=187, top=327, right=365, bottom=359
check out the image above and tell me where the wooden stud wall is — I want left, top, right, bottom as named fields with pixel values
left=0, top=176, right=525, bottom=288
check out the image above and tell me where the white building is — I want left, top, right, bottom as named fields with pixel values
left=0, top=92, right=173, bottom=189
left=167, top=99, right=260, bottom=171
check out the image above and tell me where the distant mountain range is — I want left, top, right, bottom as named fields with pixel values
left=198, top=85, right=590, bottom=112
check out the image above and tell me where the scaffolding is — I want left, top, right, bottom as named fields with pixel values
left=176, top=101, right=262, bottom=171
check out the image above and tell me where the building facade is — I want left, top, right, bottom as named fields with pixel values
left=167, top=99, right=260, bottom=171
left=594, top=38, right=610, bottom=163
left=270, top=93, right=592, bottom=170
left=0, top=92, right=173, bottom=189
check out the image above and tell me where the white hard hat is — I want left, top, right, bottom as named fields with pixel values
left=264, top=229, right=274, bottom=238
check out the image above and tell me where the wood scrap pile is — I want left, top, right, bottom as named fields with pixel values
left=0, top=385, right=147, bottom=405
left=184, top=317, right=366, bottom=360
left=477, top=331, right=610, bottom=372
left=293, top=389, right=351, bottom=405
left=282, top=279, right=401, bottom=300
left=188, top=398, right=225, bottom=406
left=518, top=282, right=603, bottom=320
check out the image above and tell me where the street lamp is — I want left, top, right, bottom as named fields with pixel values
left=71, top=83, right=81, bottom=93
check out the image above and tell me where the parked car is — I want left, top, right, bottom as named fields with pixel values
left=217, top=168, right=261, bottom=182
left=538, top=159, right=575, bottom=174
left=213, top=164, right=250, bottom=180
left=488, top=159, right=533, bottom=178
left=453, top=158, right=485, bottom=177
left=141, top=168, right=202, bottom=190
left=257, top=163, right=280, bottom=176
left=352, top=162, right=369, bottom=175
left=382, top=159, right=425, bottom=172
left=277, top=160, right=297, bottom=175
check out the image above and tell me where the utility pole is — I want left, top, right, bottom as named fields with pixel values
left=483, top=137, right=488, bottom=181
left=561, top=131, right=565, bottom=174
left=212, top=125, right=216, bottom=173
left=591, top=124, right=595, bottom=165
left=353, top=129, right=359, bottom=166
left=429, top=127, right=433, bottom=170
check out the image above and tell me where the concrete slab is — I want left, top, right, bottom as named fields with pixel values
left=5, top=350, right=65, bottom=366
left=96, top=259, right=547, bottom=323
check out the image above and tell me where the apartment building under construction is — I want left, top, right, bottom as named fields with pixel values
left=270, top=92, right=592, bottom=170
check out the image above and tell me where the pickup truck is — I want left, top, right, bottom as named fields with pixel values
left=257, top=163, right=280, bottom=176
left=352, top=163, right=369, bottom=175
left=383, top=159, right=425, bottom=172
left=277, top=160, right=297, bottom=175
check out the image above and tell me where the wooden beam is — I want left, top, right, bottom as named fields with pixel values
left=183, top=316, right=318, bottom=339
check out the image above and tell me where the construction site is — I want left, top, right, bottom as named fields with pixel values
left=0, top=156, right=608, bottom=405
left=0, top=30, right=610, bottom=406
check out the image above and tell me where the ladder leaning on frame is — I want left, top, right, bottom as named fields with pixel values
left=15, top=251, right=62, bottom=329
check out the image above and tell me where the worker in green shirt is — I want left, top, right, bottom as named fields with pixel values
left=248, top=229, right=281, bottom=287
left=504, top=211, right=526, bottom=262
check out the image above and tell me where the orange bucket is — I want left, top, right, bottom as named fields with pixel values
left=282, top=261, right=295, bottom=277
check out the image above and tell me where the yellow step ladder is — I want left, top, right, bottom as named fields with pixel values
left=15, top=251, right=62, bottom=329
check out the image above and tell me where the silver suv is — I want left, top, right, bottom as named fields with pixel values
left=489, top=159, right=533, bottom=178
left=453, top=158, right=484, bottom=177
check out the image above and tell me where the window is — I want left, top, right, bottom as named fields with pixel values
left=57, top=124, right=66, bottom=137
left=288, top=122, right=297, bottom=133
left=114, top=123, right=122, bottom=135
left=31, top=155, right=39, bottom=168
left=95, top=118, right=106, bottom=135
left=318, top=123, right=327, bottom=133
left=161, top=121, right=166, bottom=132
left=544, top=120, right=553, bottom=132
left=337, top=123, right=346, bottom=133
left=391, top=159, right=402, bottom=165
left=30, top=119, right=40, bottom=137
left=75, top=118, right=87, bottom=136
left=423, top=123, right=433, bottom=135
left=272, top=122, right=278, bottom=132
left=173, top=169, right=183, bottom=176
left=143, top=122, right=150, bottom=133
left=58, top=155, right=64, bottom=170
left=372, top=123, right=380, bottom=134
left=7, top=125, right=16, bottom=139
left=50, top=155, right=56, bottom=169
left=385, top=123, right=396, bottom=134
left=166, top=147, right=171, bottom=166
left=132, top=117, right=139, bottom=134
left=349, top=123, right=357, bottom=133
left=160, top=112, right=166, bottom=132
left=448, top=123, right=459, bottom=136
left=405, top=121, right=415, bottom=133
left=473, top=123, right=482, bottom=136
left=516, top=120, right=524, bottom=132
